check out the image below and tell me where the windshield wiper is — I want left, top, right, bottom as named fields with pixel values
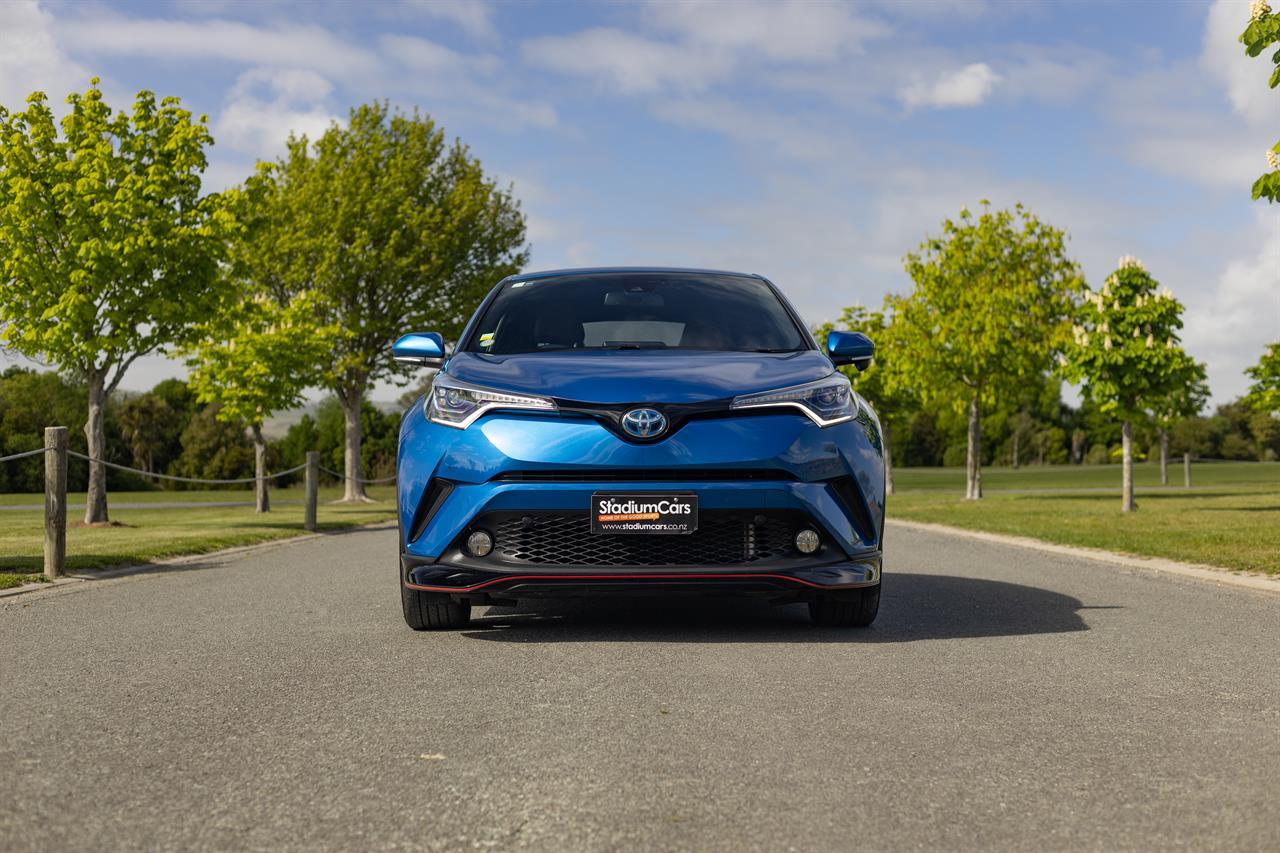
left=599, top=342, right=668, bottom=350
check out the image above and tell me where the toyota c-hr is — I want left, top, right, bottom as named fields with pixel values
left=393, top=268, right=885, bottom=630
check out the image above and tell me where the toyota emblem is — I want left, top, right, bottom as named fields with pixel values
left=621, top=408, right=667, bottom=439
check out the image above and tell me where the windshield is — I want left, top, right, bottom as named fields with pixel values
left=465, top=272, right=810, bottom=355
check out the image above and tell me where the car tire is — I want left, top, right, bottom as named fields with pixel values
left=808, top=584, right=880, bottom=628
left=401, top=583, right=471, bottom=630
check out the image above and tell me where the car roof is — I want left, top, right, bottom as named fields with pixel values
left=500, top=266, right=766, bottom=283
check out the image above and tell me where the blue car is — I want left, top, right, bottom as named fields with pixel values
left=393, top=268, right=885, bottom=630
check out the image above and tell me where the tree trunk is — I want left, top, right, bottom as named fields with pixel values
left=1121, top=419, right=1135, bottom=513
left=965, top=394, right=982, bottom=500
left=1184, top=452, right=1191, bottom=488
left=1011, top=428, right=1020, bottom=469
left=252, top=424, right=269, bottom=513
left=339, top=388, right=370, bottom=503
left=1158, top=428, right=1169, bottom=486
left=883, top=422, right=894, bottom=497
left=83, top=372, right=109, bottom=525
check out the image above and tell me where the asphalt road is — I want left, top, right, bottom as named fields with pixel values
left=2, top=524, right=1277, bottom=852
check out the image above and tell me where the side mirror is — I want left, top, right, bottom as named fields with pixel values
left=392, top=332, right=446, bottom=367
left=827, top=330, right=874, bottom=371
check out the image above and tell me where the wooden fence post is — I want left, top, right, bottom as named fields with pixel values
left=1183, top=452, right=1191, bottom=489
left=254, top=440, right=269, bottom=514
left=44, top=426, right=68, bottom=579
left=304, top=451, right=319, bottom=532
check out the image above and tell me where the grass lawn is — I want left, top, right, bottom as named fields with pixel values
left=3, top=463, right=1277, bottom=588
left=0, top=485, right=395, bottom=588
left=893, top=460, right=1278, bottom=491
left=0, top=485, right=384, bottom=506
left=891, top=462, right=1280, bottom=574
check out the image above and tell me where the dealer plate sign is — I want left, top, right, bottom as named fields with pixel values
left=591, top=493, right=698, bottom=535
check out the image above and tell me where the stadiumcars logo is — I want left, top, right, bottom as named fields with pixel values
left=591, top=493, right=698, bottom=535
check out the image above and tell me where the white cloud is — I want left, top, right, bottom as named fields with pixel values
left=652, top=97, right=854, bottom=164
left=900, top=62, right=1002, bottom=110
left=1181, top=207, right=1280, bottom=402
left=231, top=66, right=332, bottom=103
left=1103, top=21, right=1272, bottom=193
left=1202, top=0, right=1280, bottom=123
left=997, top=46, right=1110, bottom=103
left=400, top=0, right=497, bottom=41
left=0, top=0, right=90, bottom=110
left=379, top=34, right=499, bottom=76
left=214, top=67, right=338, bottom=155
left=56, top=13, right=380, bottom=77
left=646, top=0, right=887, bottom=63
left=523, top=28, right=732, bottom=94
left=868, top=0, right=993, bottom=19
left=523, top=1, right=889, bottom=96
left=379, top=36, right=556, bottom=129
left=1130, top=125, right=1273, bottom=190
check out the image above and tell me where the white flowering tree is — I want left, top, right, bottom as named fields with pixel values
left=1064, top=258, right=1203, bottom=512
left=1241, top=0, right=1280, bottom=202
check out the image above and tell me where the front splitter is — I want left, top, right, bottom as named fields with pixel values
left=402, top=556, right=880, bottom=594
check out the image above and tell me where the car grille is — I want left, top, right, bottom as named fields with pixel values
left=478, top=511, right=806, bottom=567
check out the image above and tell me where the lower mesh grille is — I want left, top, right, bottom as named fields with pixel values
left=481, top=512, right=803, bottom=567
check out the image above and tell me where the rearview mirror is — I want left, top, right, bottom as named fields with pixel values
left=392, top=332, right=446, bottom=367
left=827, top=330, right=874, bottom=371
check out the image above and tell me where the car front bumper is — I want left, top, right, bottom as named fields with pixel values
left=401, top=554, right=880, bottom=598
left=396, top=404, right=886, bottom=596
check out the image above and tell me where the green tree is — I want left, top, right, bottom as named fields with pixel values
left=815, top=305, right=917, bottom=495
left=245, top=102, right=528, bottom=501
left=1240, top=0, right=1280, bottom=202
left=890, top=203, right=1082, bottom=499
left=116, top=393, right=176, bottom=475
left=172, top=405, right=253, bottom=484
left=1250, top=409, right=1280, bottom=460
left=1063, top=257, right=1203, bottom=511
left=1151, top=368, right=1209, bottom=485
left=148, top=379, right=201, bottom=476
left=273, top=412, right=321, bottom=487
left=0, top=367, right=88, bottom=493
left=294, top=397, right=400, bottom=483
left=0, top=80, right=232, bottom=523
left=184, top=291, right=332, bottom=511
left=1244, top=342, right=1280, bottom=414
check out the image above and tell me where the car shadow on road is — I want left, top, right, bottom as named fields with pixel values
left=459, top=572, right=1095, bottom=644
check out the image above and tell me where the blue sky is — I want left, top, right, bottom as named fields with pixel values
left=1, top=0, right=1277, bottom=404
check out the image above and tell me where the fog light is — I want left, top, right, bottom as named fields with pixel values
left=794, top=529, right=821, bottom=554
left=466, top=530, right=493, bottom=557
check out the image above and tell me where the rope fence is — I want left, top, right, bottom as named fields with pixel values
left=0, top=447, right=54, bottom=464
left=319, top=466, right=398, bottom=485
left=3, top=447, right=393, bottom=485
left=67, top=452, right=308, bottom=484
left=5, top=427, right=397, bottom=582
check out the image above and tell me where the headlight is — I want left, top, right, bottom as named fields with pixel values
left=426, top=373, right=556, bottom=429
left=730, top=374, right=857, bottom=427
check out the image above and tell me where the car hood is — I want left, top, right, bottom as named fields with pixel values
left=446, top=350, right=835, bottom=404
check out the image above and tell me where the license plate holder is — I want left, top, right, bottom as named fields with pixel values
left=591, top=492, right=698, bottom=535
